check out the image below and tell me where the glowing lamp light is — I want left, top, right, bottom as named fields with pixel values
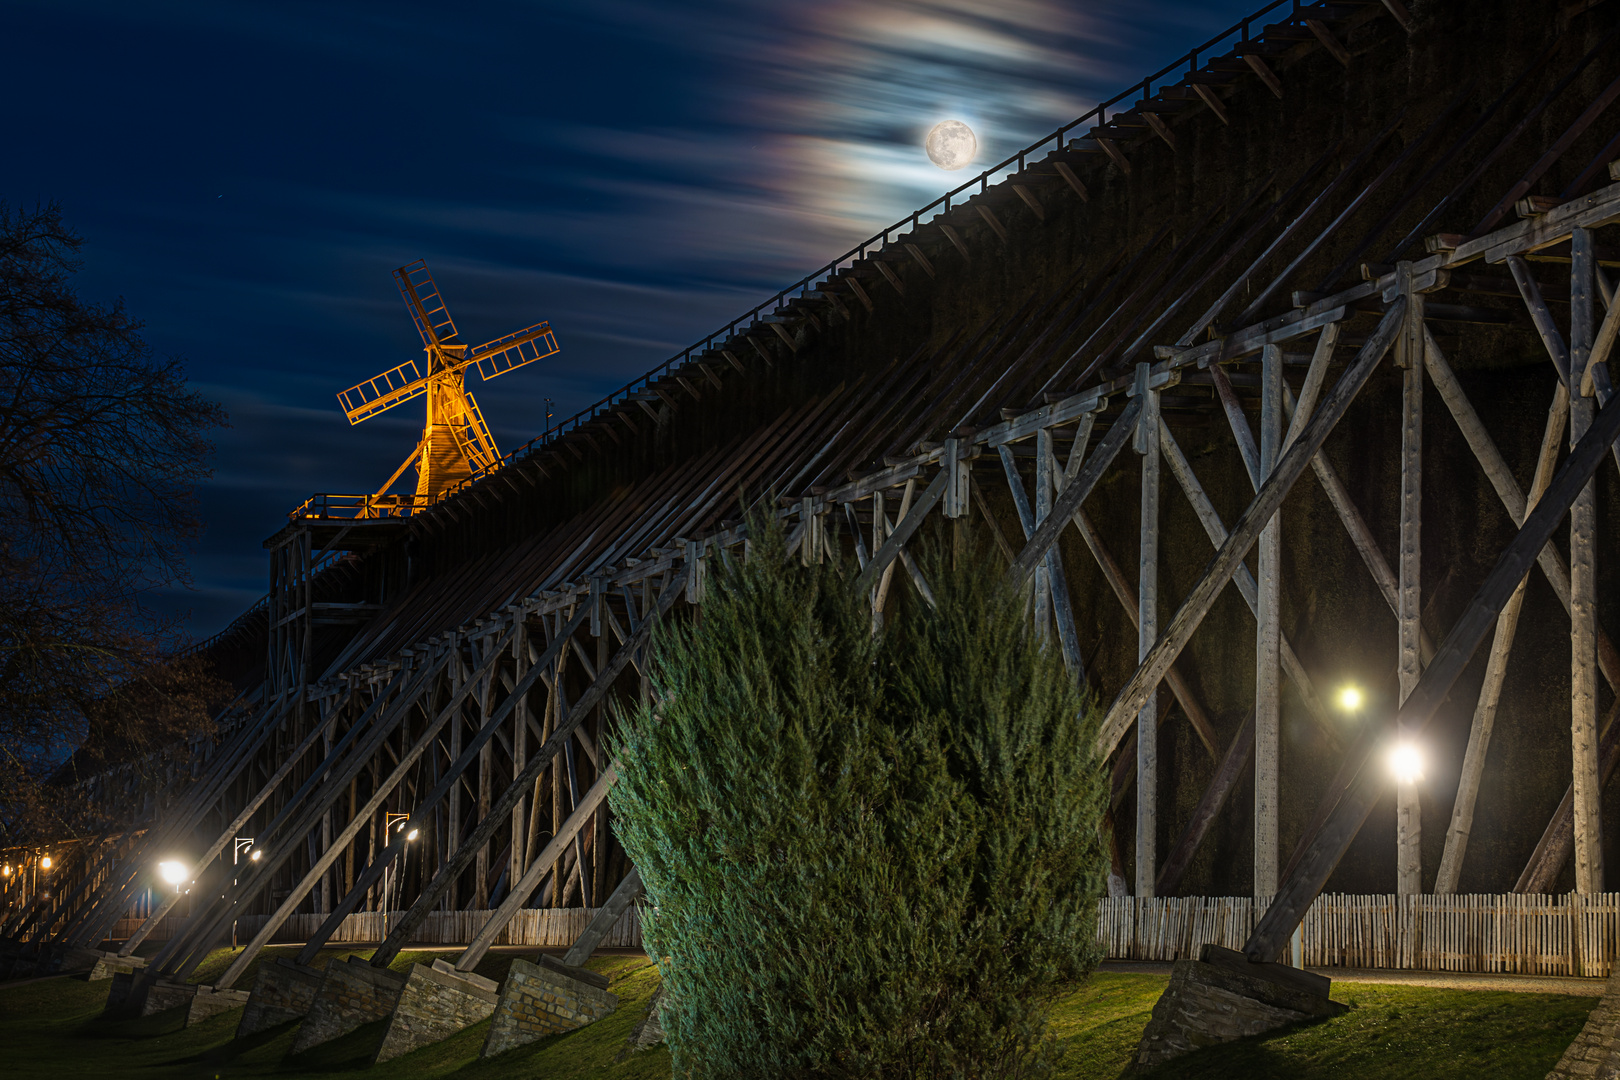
left=249, top=849, right=262, bottom=862
left=406, top=829, right=419, bottom=841
left=39, top=856, right=52, bottom=870
left=1337, top=686, right=1364, bottom=712
left=1388, top=743, right=1424, bottom=785
left=2, top=864, right=11, bottom=876
left=158, top=860, right=189, bottom=886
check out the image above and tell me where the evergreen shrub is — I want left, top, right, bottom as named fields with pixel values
left=609, top=519, right=1108, bottom=1079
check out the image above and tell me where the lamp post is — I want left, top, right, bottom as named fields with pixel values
left=382, top=813, right=412, bottom=939
left=232, top=838, right=256, bottom=948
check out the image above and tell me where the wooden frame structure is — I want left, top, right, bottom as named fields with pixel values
left=12, top=0, right=1620, bottom=997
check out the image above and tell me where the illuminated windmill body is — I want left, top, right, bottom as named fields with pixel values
left=337, top=261, right=559, bottom=512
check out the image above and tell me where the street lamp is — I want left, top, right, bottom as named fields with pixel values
left=1336, top=685, right=1364, bottom=713
left=232, top=838, right=256, bottom=948
left=39, top=855, right=52, bottom=871
left=158, top=860, right=189, bottom=894
left=382, top=813, right=414, bottom=937
left=1388, top=742, right=1424, bottom=784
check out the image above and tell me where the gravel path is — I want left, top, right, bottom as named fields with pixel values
left=1099, top=960, right=1608, bottom=997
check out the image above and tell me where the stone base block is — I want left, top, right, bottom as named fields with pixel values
left=288, top=956, right=406, bottom=1055
left=1134, top=944, right=1346, bottom=1071
left=140, top=978, right=200, bottom=1017
left=238, top=957, right=323, bottom=1038
left=1547, top=967, right=1620, bottom=1078
left=482, top=954, right=618, bottom=1059
left=105, top=969, right=139, bottom=1012
left=186, top=985, right=251, bottom=1026
left=90, top=953, right=146, bottom=981
left=617, top=984, right=666, bottom=1059
left=56, top=945, right=113, bottom=975
left=374, top=959, right=500, bottom=1063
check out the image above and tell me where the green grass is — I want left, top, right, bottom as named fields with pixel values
left=0, top=956, right=1595, bottom=1079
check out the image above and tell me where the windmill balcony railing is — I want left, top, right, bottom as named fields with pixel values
left=290, top=492, right=428, bottom=521
left=429, top=0, right=1332, bottom=504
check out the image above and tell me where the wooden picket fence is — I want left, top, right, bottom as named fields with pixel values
left=107, top=905, right=643, bottom=949
left=1097, top=893, right=1620, bottom=977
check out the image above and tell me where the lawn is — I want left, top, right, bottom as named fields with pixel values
left=0, top=952, right=1596, bottom=1079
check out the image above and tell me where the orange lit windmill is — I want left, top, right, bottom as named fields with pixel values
left=337, top=261, right=559, bottom=514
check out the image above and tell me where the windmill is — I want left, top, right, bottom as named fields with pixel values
left=337, top=261, right=559, bottom=513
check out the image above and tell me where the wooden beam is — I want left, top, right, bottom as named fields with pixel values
left=1095, top=135, right=1132, bottom=174
left=1570, top=226, right=1604, bottom=893
left=855, top=469, right=948, bottom=594
left=1143, top=111, right=1176, bottom=151
left=1013, top=184, right=1048, bottom=221
left=1395, top=265, right=1424, bottom=897
left=1243, top=53, right=1284, bottom=98
left=1137, top=364, right=1161, bottom=898
left=1254, top=344, right=1283, bottom=899
left=975, top=203, right=1009, bottom=242
left=1157, top=710, right=1256, bottom=897
left=1053, top=161, right=1091, bottom=200
left=1306, top=19, right=1352, bottom=66
left=1191, top=82, right=1230, bottom=125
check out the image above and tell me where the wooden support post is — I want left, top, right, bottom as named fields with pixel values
left=1395, top=263, right=1424, bottom=897
left=1255, top=344, right=1283, bottom=899
left=1571, top=227, right=1604, bottom=894
left=1033, top=432, right=1054, bottom=641
left=1136, top=363, right=1161, bottom=898
left=510, top=619, right=528, bottom=897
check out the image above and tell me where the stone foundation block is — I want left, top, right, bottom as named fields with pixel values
left=90, top=953, right=146, bottom=981
left=186, top=985, right=251, bottom=1026
left=56, top=945, right=113, bottom=974
left=1134, top=944, right=1346, bottom=1070
left=482, top=954, right=618, bottom=1059
left=238, top=957, right=324, bottom=1038
left=140, top=978, right=200, bottom=1017
left=1547, top=967, right=1620, bottom=1078
left=105, top=969, right=139, bottom=1012
left=288, top=956, right=407, bottom=1055
left=619, top=984, right=666, bottom=1058
left=374, top=959, right=500, bottom=1063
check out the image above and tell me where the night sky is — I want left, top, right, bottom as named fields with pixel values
left=8, top=0, right=1256, bottom=637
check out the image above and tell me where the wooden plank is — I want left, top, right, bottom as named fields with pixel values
left=854, top=468, right=948, bottom=594
left=1098, top=301, right=1406, bottom=756
left=1137, top=365, right=1161, bottom=899
left=1570, top=227, right=1603, bottom=894
left=1255, top=344, right=1283, bottom=899
left=1395, top=267, right=1424, bottom=898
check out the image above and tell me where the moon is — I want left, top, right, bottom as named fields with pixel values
left=925, top=120, right=977, bottom=171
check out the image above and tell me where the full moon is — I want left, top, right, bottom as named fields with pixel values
left=925, top=120, right=977, bottom=171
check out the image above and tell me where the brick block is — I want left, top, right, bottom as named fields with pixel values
left=482, top=956, right=618, bottom=1059
left=288, top=956, right=406, bottom=1055
left=374, top=959, right=500, bottom=1063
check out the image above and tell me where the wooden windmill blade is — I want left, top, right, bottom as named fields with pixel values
left=393, top=260, right=460, bottom=347
left=336, top=358, right=427, bottom=425
left=468, top=322, right=560, bottom=382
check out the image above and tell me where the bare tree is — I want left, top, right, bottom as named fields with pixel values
left=0, top=201, right=229, bottom=839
